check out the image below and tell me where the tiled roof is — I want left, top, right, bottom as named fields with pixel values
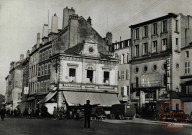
left=64, top=43, right=84, bottom=55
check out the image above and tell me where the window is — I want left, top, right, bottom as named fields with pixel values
left=152, top=64, right=157, bottom=71
left=87, top=70, right=94, bottom=83
left=175, top=20, right=178, bottom=32
left=161, top=39, right=167, bottom=51
left=135, top=67, right=139, bottom=73
left=37, top=83, right=40, bottom=93
left=40, top=81, right=43, bottom=92
left=176, top=38, right=179, bottom=50
left=143, top=26, right=148, bottom=37
left=143, top=43, right=148, bottom=55
left=121, top=70, right=124, bottom=80
left=136, top=77, right=139, bottom=88
left=186, top=85, right=192, bottom=94
left=42, top=52, right=45, bottom=61
left=126, top=69, right=129, bottom=80
left=69, top=68, right=76, bottom=82
left=127, top=86, right=129, bottom=96
left=127, top=53, right=129, bottom=63
left=48, top=63, right=50, bottom=74
left=153, top=23, right=157, bottom=35
left=185, top=51, right=189, bottom=58
left=161, top=20, right=167, bottom=33
left=185, top=62, right=190, bottom=74
left=121, top=54, right=124, bottom=64
left=41, top=65, right=44, bottom=76
left=40, top=53, right=42, bottom=62
left=135, top=45, right=139, bottom=57
left=121, top=87, right=124, bottom=96
left=103, top=71, right=110, bottom=84
left=143, top=66, right=148, bottom=73
left=45, top=64, right=48, bottom=75
left=135, top=28, right=139, bottom=39
left=152, top=41, right=157, bottom=53
left=49, top=49, right=52, bottom=57
left=46, top=50, right=48, bottom=60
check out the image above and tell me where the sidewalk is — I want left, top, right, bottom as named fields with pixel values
left=103, top=118, right=192, bottom=127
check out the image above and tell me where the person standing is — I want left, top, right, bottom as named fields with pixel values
left=28, top=108, right=32, bottom=118
left=84, top=100, right=92, bottom=128
left=53, top=106, right=57, bottom=120
left=0, top=106, right=6, bottom=121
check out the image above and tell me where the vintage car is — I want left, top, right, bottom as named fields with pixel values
left=110, top=103, right=136, bottom=120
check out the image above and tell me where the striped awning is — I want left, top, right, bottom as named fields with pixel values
left=63, top=91, right=120, bottom=107
left=37, top=91, right=57, bottom=104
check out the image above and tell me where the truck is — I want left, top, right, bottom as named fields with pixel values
left=110, top=103, right=136, bottom=120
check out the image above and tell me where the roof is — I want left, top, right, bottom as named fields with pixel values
left=64, top=43, right=84, bottom=55
left=129, top=13, right=178, bottom=28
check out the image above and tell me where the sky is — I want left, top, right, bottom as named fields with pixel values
left=0, top=0, right=192, bottom=95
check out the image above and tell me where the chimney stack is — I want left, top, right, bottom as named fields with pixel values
left=20, top=54, right=24, bottom=61
left=37, top=33, right=40, bottom=48
left=87, top=17, right=92, bottom=25
left=42, top=24, right=48, bottom=38
left=26, top=50, right=30, bottom=58
left=62, top=6, right=75, bottom=29
left=51, top=14, right=58, bottom=33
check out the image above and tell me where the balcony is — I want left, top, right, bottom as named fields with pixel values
left=132, top=82, right=163, bottom=89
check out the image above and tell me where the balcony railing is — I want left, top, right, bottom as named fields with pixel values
left=132, top=82, right=163, bottom=88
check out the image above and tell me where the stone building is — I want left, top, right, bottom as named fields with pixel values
left=129, top=13, right=192, bottom=116
left=6, top=55, right=24, bottom=110
left=37, top=7, right=120, bottom=112
left=20, top=50, right=30, bottom=113
left=110, top=39, right=131, bottom=103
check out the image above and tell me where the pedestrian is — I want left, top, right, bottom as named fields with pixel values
left=0, top=106, right=6, bottom=121
left=83, top=100, right=92, bottom=128
left=28, top=108, right=32, bottom=118
left=53, top=106, right=57, bottom=120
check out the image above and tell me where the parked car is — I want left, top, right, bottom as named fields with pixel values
left=110, top=103, right=136, bottom=120
left=159, top=110, right=188, bottom=122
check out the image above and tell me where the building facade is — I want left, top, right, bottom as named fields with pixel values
left=129, top=13, right=192, bottom=116
left=110, top=39, right=131, bottom=103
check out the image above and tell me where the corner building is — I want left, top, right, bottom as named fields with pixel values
left=129, top=13, right=192, bottom=116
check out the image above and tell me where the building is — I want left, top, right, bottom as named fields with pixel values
left=129, top=13, right=192, bottom=116
left=110, top=39, right=131, bottom=103
left=20, top=50, right=30, bottom=114
left=6, top=55, right=24, bottom=111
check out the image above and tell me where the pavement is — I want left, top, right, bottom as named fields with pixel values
left=0, top=117, right=191, bottom=135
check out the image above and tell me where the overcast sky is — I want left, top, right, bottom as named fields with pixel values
left=0, top=0, right=192, bottom=95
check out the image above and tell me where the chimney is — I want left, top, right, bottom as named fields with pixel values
left=106, top=32, right=112, bottom=45
left=62, top=6, right=75, bottom=29
left=42, top=24, right=48, bottom=38
left=51, top=14, right=58, bottom=33
left=20, top=54, right=24, bottom=61
left=87, top=17, right=92, bottom=25
left=37, top=33, right=40, bottom=48
left=26, top=50, right=30, bottom=58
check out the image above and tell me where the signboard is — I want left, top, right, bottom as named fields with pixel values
left=141, top=73, right=162, bottom=87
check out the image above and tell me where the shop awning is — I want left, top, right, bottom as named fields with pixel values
left=63, top=91, right=120, bottom=107
left=37, top=91, right=57, bottom=104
